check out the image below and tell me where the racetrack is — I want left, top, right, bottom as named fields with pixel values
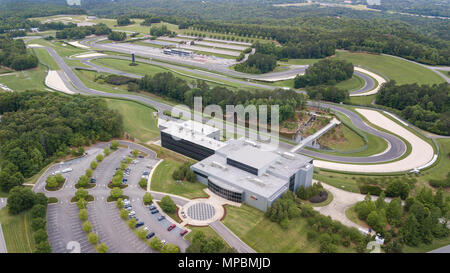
left=40, top=45, right=436, bottom=173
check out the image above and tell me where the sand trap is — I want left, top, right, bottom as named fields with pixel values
left=68, top=41, right=90, bottom=49
left=27, top=44, right=45, bottom=48
left=74, top=53, right=106, bottom=58
left=350, top=67, right=387, bottom=96
left=45, top=70, right=75, bottom=94
left=314, top=108, right=434, bottom=173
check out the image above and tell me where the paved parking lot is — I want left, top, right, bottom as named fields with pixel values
left=46, top=203, right=96, bottom=253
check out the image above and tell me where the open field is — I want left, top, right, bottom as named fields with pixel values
left=349, top=94, right=376, bottom=106
left=278, top=58, right=321, bottom=65
left=27, top=39, right=88, bottom=58
left=0, top=65, right=47, bottom=91
left=33, top=47, right=60, bottom=70
left=222, top=204, right=355, bottom=253
left=105, top=99, right=159, bottom=142
left=335, top=75, right=365, bottom=92
left=333, top=51, right=445, bottom=85
left=151, top=159, right=208, bottom=199
left=320, top=124, right=366, bottom=152
left=0, top=207, right=35, bottom=253
left=91, top=57, right=244, bottom=89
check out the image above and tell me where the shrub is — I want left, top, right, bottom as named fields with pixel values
left=30, top=204, right=46, bottom=219
left=90, top=161, right=98, bottom=170
left=34, top=229, right=48, bottom=244
left=160, top=195, right=177, bottom=214
left=116, top=198, right=124, bottom=209
left=309, top=191, right=328, bottom=203
left=82, top=221, right=92, bottom=233
left=120, top=209, right=129, bottom=219
left=143, top=192, right=153, bottom=205
left=97, top=243, right=108, bottom=253
left=79, top=209, right=88, bottom=221
left=111, top=140, right=119, bottom=150
left=96, top=154, right=104, bottom=162
left=128, top=218, right=138, bottom=229
left=88, top=233, right=99, bottom=245
left=31, top=218, right=46, bottom=231
left=85, top=169, right=93, bottom=178
left=359, top=185, right=383, bottom=196
left=161, top=243, right=180, bottom=253
left=137, top=228, right=147, bottom=240
left=149, top=236, right=163, bottom=250
left=139, top=178, right=148, bottom=189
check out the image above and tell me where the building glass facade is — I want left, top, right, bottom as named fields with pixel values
left=208, top=179, right=243, bottom=203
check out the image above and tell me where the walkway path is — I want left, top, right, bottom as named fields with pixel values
left=0, top=224, right=8, bottom=253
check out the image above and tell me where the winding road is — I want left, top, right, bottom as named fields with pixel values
left=37, top=42, right=437, bottom=173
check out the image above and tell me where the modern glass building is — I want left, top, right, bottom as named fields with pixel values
left=159, top=119, right=314, bottom=211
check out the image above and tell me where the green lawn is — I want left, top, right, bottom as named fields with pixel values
left=349, top=94, right=376, bottom=106
left=321, top=124, right=366, bottom=152
left=91, top=57, right=243, bottom=89
left=185, top=226, right=230, bottom=247
left=0, top=65, right=47, bottom=92
left=0, top=207, right=35, bottom=253
left=333, top=51, right=445, bottom=85
left=105, top=99, right=159, bottom=142
left=150, top=159, right=208, bottom=199
left=335, top=75, right=365, bottom=92
left=278, top=58, right=321, bottom=65
left=33, top=48, right=59, bottom=70
left=222, top=204, right=355, bottom=253
left=26, top=39, right=88, bottom=57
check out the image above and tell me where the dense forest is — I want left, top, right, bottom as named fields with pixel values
left=55, top=23, right=111, bottom=39
left=306, top=85, right=349, bottom=103
left=294, top=59, right=354, bottom=88
left=136, top=72, right=305, bottom=122
left=0, top=91, right=123, bottom=192
left=0, top=37, right=38, bottom=70
left=375, top=81, right=450, bottom=135
left=234, top=53, right=277, bottom=74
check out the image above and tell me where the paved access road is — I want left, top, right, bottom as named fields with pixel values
left=0, top=198, right=6, bottom=210
left=429, top=245, right=450, bottom=253
left=210, top=221, right=256, bottom=253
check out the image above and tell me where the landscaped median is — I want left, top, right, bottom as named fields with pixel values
left=72, top=144, right=115, bottom=253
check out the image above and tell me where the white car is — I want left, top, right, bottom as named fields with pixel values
left=51, top=171, right=61, bottom=176
left=129, top=210, right=136, bottom=215
left=61, top=168, right=73, bottom=173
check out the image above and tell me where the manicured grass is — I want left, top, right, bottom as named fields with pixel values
left=412, top=138, right=450, bottom=196
left=335, top=75, right=365, bottom=92
left=313, top=171, right=361, bottom=193
left=91, top=57, right=242, bottom=89
left=150, top=159, right=208, bottom=199
left=33, top=47, right=60, bottom=70
left=26, top=39, right=88, bottom=57
left=105, top=99, right=159, bottom=142
left=345, top=205, right=369, bottom=228
left=278, top=58, right=320, bottom=65
left=403, top=237, right=450, bottom=253
left=320, top=124, right=366, bottom=152
left=333, top=51, right=445, bottom=85
left=0, top=65, right=47, bottom=92
left=0, top=191, right=8, bottom=198
left=185, top=226, right=230, bottom=247
left=349, top=94, right=376, bottom=106
left=222, top=204, right=354, bottom=253
left=0, top=207, right=35, bottom=253
left=306, top=110, right=388, bottom=157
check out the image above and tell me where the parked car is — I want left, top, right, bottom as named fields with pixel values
left=136, top=222, right=144, bottom=228
left=122, top=178, right=128, bottom=183
left=149, top=205, right=157, bottom=211
left=151, top=209, right=159, bottom=214
left=146, top=232, right=155, bottom=239
left=129, top=210, right=135, bottom=215
left=90, top=178, right=96, bottom=183
left=168, top=224, right=176, bottom=231
left=157, top=215, right=165, bottom=221
left=180, top=230, right=188, bottom=236
left=143, top=171, right=150, bottom=176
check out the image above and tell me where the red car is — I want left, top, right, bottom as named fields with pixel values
left=167, top=224, right=176, bottom=231
left=180, top=230, right=188, bottom=236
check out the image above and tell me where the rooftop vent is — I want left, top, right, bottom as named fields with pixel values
left=211, top=161, right=228, bottom=171
left=244, top=139, right=260, bottom=148
left=282, top=152, right=296, bottom=160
